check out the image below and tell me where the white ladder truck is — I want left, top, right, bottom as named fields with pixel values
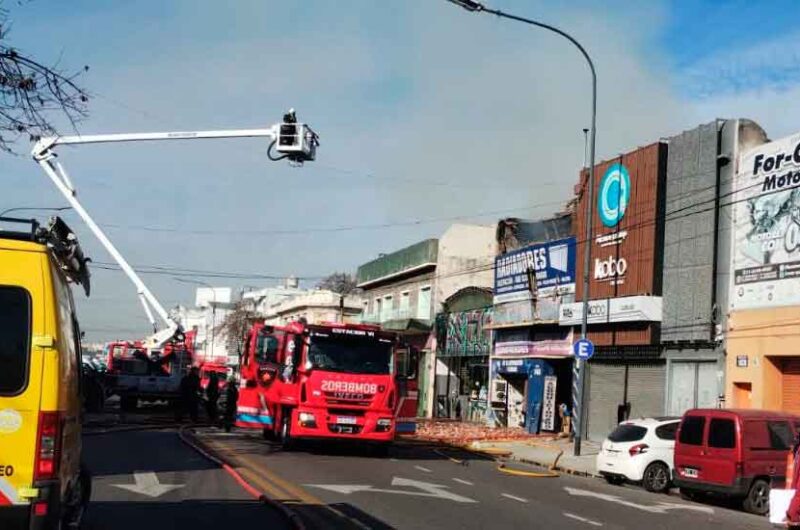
left=31, top=110, right=318, bottom=410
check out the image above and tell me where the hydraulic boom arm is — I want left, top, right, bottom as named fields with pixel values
left=32, top=110, right=318, bottom=348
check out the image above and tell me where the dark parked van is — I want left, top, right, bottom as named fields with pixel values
left=674, top=409, right=800, bottom=515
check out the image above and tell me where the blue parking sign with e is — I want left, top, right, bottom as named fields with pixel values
left=573, top=339, right=594, bottom=360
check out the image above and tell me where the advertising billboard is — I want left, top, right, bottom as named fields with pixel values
left=573, top=143, right=666, bottom=301
left=731, top=132, right=800, bottom=310
left=493, top=236, right=576, bottom=305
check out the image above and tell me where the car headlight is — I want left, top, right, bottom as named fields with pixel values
left=376, top=418, right=392, bottom=432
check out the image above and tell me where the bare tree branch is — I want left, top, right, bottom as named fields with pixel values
left=213, top=300, right=258, bottom=359
left=0, top=2, right=88, bottom=153
left=316, top=272, right=359, bottom=295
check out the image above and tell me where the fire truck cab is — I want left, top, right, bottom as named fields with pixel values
left=238, top=321, right=410, bottom=449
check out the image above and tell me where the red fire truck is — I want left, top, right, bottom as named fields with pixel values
left=237, top=321, right=417, bottom=450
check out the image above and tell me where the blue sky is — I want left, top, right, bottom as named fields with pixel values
left=3, top=0, right=799, bottom=341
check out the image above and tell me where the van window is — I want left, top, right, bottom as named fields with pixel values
left=608, top=424, right=647, bottom=443
left=709, top=418, right=736, bottom=449
left=655, top=421, right=679, bottom=441
left=768, top=421, right=794, bottom=450
left=679, top=416, right=705, bottom=445
left=0, top=286, right=32, bottom=395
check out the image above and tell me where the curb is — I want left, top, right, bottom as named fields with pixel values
left=513, top=455, right=599, bottom=478
left=178, top=427, right=306, bottom=530
left=425, top=438, right=600, bottom=478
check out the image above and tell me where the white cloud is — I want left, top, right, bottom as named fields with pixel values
left=679, top=29, right=800, bottom=99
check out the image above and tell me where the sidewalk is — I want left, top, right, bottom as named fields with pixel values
left=473, top=437, right=601, bottom=478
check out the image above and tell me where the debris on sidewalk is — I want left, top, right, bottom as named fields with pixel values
left=407, top=419, right=555, bottom=446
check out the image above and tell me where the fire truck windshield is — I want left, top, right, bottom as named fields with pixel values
left=308, top=337, right=392, bottom=375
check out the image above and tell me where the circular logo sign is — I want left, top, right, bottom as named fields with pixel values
left=0, top=409, right=22, bottom=434
left=597, top=163, right=631, bottom=227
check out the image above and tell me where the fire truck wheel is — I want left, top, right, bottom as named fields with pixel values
left=280, top=411, right=294, bottom=450
left=262, top=427, right=275, bottom=441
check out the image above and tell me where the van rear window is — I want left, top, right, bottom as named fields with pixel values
left=0, top=287, right=32, bottom=395
left=679, top=416, right=706, bottom=445
left=709, top=418, right=736, bottom=449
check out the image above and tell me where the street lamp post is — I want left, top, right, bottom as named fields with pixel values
left=445, top=0, right=597, bottom=456
left=174, top=278, right=217, bottom=362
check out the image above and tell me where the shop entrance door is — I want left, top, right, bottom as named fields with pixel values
left=506, top=376, right=526, bottom=429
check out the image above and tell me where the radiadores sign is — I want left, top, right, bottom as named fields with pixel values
left=731, top=132, right=800, bottom=309
left=493, top=237, right=576, bottom=304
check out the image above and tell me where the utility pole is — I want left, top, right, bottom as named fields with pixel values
left=445, top=0, right=598, bottom=456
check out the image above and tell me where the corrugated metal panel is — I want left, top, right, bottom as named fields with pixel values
left=782, top=359, right=800, bottom=414
left=574, top=143, right=666, bottom=301
left=587, top=324, right=654, bottom=346
left=627, top=365, right=666, bottom=419
left=587, top=364, right=625, bottom=441
left=586, top=363, right=666, bottom=441
left=661, top=122, right=719, bottom=342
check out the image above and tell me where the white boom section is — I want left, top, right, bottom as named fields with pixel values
left=31, top=124, right=284, bottom=348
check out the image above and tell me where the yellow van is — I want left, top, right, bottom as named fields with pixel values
left=0, top=216, right=91, bottom=530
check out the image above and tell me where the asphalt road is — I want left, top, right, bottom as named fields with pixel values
left=195, top=428, right=771, bottom=530
left=80, top=428, right=292, bottom=530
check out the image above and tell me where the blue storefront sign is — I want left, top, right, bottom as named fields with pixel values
left=493, top=236, right=576, bottom=305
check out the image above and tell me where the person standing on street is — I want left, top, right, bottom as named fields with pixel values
left=178, top=366, right=201, bottom=423
left=205, top=371, right=220, bottom=423
left=223, top=375, right=239, bottom=433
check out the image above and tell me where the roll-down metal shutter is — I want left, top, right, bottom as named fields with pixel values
left=781, top=359, right=800, bottom=415
left=587, top=364, right=625, bottom=442
left=627, top=364, right=666, bottom=420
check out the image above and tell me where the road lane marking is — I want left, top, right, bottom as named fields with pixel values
left=563, top=487, right=714, bottom=514
left=414, top=465, right=432, bottom=473
left=306, top=477, right=477, bottom=503
left=452, top=478, right=474, bottom=486
left=111, top=472, right=184, bottom=498
left=501, top=493, right=528, bottom=503
left=238, top=467, right=294, bottom=500
left=209, top=437, right=374, bottom=529
left=238, top=454, right=318, bottom=503
left=206, top=437, right=318, bottom=503
left=563, top=512, right=603, bottom=526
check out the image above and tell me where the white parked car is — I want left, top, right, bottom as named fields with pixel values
left=596, top=417, right=680, bottom=493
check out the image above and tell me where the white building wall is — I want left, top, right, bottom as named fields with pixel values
left=435, top=224, right=496, bottom=309
left=265, top=290, right=363, bottom=325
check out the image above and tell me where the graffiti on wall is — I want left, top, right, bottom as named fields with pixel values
left=437, top=307, right=493, bottom=357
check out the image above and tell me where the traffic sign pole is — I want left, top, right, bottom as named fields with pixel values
left=573, top=338, right=594, bottom=455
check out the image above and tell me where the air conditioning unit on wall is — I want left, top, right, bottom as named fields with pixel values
left=492, top=379, right=508, bottom=402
